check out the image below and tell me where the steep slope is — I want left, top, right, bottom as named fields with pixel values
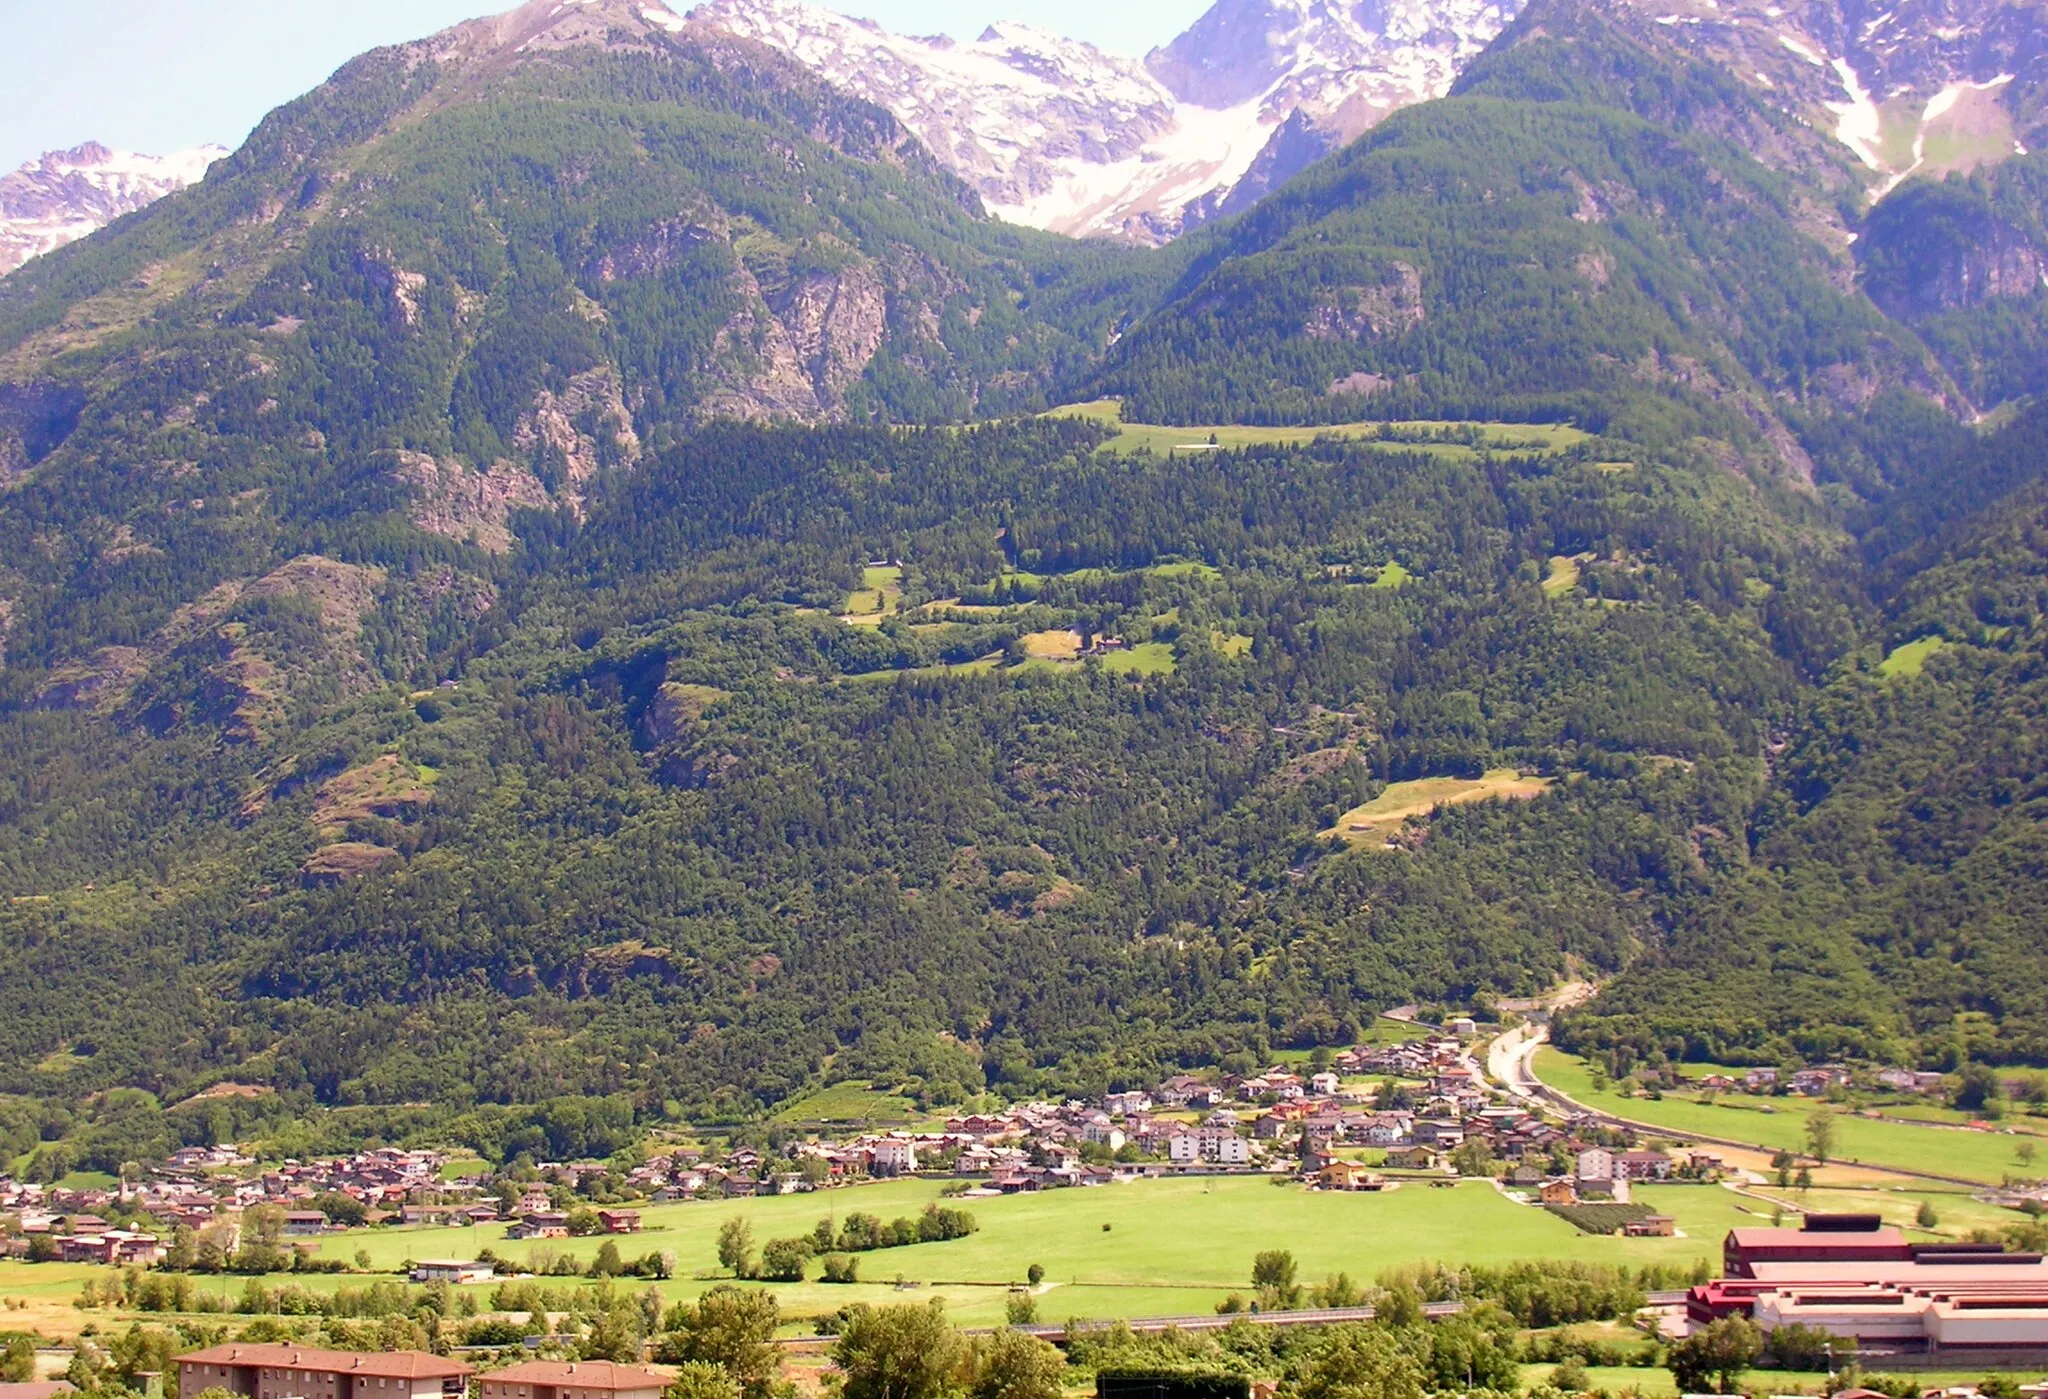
left=0, top=0, right=1146, bottom=682
left=1559, top=399, right=2048, bottom=1069
left=0, top=142, right=226, bottom=277
left=1856, top=154, right=2048, bottom=408
left=1089, top=0, right=1946, bottom=470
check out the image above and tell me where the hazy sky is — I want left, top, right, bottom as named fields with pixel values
left=0, top=0, right=1211, bottom=172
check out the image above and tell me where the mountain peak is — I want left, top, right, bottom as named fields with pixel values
left=690, top=0, right=1527, bottom=242
left=0, top=142, right=227, bottom=278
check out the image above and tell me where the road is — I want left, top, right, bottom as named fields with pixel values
left=1486, top=1024, right=1995, bottom=1190
left=987, top=1300, right=1469, bottom=1340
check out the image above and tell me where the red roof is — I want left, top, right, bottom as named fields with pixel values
left=177, top=1345, right=472, bottom=1380
left=483, top=1362, right=668, bottom=1390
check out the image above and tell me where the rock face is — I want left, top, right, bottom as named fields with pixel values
left=690, top=0, right=1525, bottom=243
left=0, top=142, right=225, bottom=277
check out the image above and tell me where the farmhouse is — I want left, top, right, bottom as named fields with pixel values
left=595, top=1210, right=642, bottom=1234
left=509, top=1212, right=569, bottom=1240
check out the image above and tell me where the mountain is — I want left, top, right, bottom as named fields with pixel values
left=689, top=0, right=1524, bottom=242
left=1580, top=0, right=2047, bottom=198
left=0, top=142, right=225, bottom=277
left=2, top=0, right=2048, bottom=1164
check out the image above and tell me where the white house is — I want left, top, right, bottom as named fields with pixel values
left=871, top=1138, right=918, bottom=1175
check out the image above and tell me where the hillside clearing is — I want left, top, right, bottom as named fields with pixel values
left=1045, top=400, right=1590, bottom=460
left=1324, top=769, right=1553, bottom=845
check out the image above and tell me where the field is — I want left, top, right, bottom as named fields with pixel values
left=13, top=1178, right=1754, bottom=1340
left=1543, top=554, right=1589, bottom=597
left=1045, top=400, right=1590, bottom=460
left=770, top=1082, right=923, bottom=1126
left=1323, top=770, right=1552, bottom=845
left=1535, top=1049, right=2043, bottom=1184
left=1879, top=635, right=1946, bottom=678
left=841, top=566, right=904, bottom=624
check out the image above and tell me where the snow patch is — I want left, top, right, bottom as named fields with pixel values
left=1826, top=58, right=1883, bottom=171
left=1778, top=34, right=1826, bottom=66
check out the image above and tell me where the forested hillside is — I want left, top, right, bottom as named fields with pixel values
left=0, top=0, right=2043, bottom=1168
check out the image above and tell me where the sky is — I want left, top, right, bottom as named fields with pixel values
left=0, top=0, right=1212, bottom=173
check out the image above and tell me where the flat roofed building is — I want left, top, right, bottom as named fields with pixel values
left=479, top=1362, right=668, bottom=1399
left=176, top=1344, right=472, bottom=1399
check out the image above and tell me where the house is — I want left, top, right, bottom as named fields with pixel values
left=1317, top=1161, right=1384, bottom=1192
left=1624, top=1215, right=1677, bottom=1238
left=1103, top=1091, right=1152, bottom=1116
left=1617, top=1150, right=1675, bottom=1181
left=1540, top=1179, right=1579, bottom=1206
left=281, top=1211, right=328, bottom=1237
left=1252, top=1113, right=1295, bottom=1142
left=1310, top=1072, right=1343, bottom=1097
left=871, top=1138, right=918, bottom=1176
left=595, top=1210, right=641, bottom=1235
left=411, top=1260, right=495, bottom=1285
left=509, top=1212, right=569, bottom=1240
left=1575, top=1148, right=1615, bottom=1184
left=478, top=1362, right=667, bottom=1399
left=176, top=1344, right=472, bottom=1399
left=1743, top=1068, right=1780, bottom=1092
left=1505, top=1164, right=1546, bottom=1189
left=1156, top=1076, right=1220, bottom=1108
left=1415, top=1119, right=1465, bottom=1148
left=1445, top=1017, right=1478, bottom=1037
left=1384, top=1147, right=1440, bottom=1171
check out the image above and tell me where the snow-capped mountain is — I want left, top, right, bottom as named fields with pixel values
left=690, top=0, right=1523, bottom=242
left=0, top=143, right=227, bottom=277
left=1583, top=0, right=2046, bottom=195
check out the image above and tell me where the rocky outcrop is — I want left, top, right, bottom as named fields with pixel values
left=389, top=451, right=551, bottom=553
left=697, top=259, right=890, bottom=421
left=1304, top=263, right=1426, bottom=340
left=512, top=365, right=643, bottom=499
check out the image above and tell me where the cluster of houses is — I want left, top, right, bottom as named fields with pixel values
left=1638, top=1063, right=1949, bottom=1098
left=0, top=1030, right=1760, bottom=1275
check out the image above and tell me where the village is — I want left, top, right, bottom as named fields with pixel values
left=0, top=1027, right=1729, bottom=1276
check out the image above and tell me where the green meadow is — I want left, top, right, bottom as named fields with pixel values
left=1045, top=401, right=1589, bottom=461
left=1536, top=1050, right=2041, bottom=1183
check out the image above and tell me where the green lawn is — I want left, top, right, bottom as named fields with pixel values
left=1536, top=1049, right=2038, bottom=1183
left=1369, top=561, right=1412, bottom=591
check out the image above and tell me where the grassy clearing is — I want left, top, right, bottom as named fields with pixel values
left=1212, top=631, right=1254, bottom=659
left=772, top=1082, right=920, bottom=1125
left=1021, top=630, right=1084, bottom=661
left=1100, top=643, right=1176, bottom=675
left=1542, top=554, right=1588, bottom=598
left=841, top=566, right=904, bottom=625
left=1536, top=1050, right=2038, bottom=1184
left=1323, top=769, right=1552, bottom=845
left=1879, top=635, right=1947, bottom=678
left=1369, top=561, right=1412, bottom=591
left=1045, top=401, right=1589, bottom=461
